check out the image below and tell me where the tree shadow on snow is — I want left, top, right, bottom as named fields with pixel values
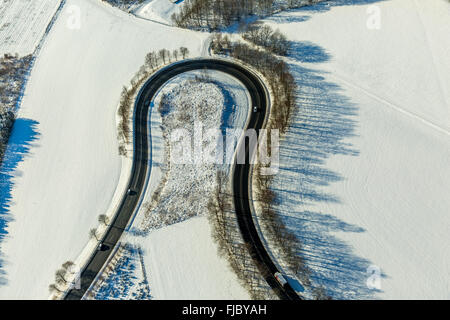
left=306, top=0, right=387, bottom=12
left=268, top=0, right=386, bottom=24
left=270, top=34, right=386, bottom=298
left=0, top=118, right=40, bottom=287
left=288, top=41, right=331, bottom=63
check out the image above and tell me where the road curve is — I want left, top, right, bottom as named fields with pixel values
left=64, top=59, right=301, bottom=300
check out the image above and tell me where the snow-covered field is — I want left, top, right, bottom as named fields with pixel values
left=0, top=0, right=207, bottom=299
left=134, top=0, right=182, bottom=25
left=262, top=0, right=450, bottom=299
left=0, top=0, right=62, bottom=56
left=135, top=216, right=250, bottom=300
left=94, top=70, right=251, bottom=300
left=2, top=0, right=448, bottom=300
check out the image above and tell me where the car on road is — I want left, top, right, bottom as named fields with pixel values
left=253, top=106, right=259, bottom=113
left=274, top=272, right=287, bottom=287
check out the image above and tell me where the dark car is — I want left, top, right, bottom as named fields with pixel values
left=96, top=243, right=109, bottom=252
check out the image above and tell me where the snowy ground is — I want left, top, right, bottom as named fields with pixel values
left=0, top=0, right=207, bottom=299
left=2, top=0, right=448, bottom=301
left=133, top=216, right=249, bottom=300
left=97, top=217, right=250, bottom=300
left=142, top=77, right=225, bottom=230
left=134, top=0, right=182, bottom=25
left=94, top=70, right=252, bottom=300
left=261, top=0, right=450, bottom=299
left=0, top=0, right=61, bottom=56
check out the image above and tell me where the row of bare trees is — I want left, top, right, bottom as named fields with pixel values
left=241, top=22, right=290, bottom=56
left=254, top=166, right=310, bottom=283
left=145, top=47, right=189, bottom=68
left=49, top=261, right=77, bottom=295
left=0, top=53, right=32, bottom=164
left=212, top=34, right=330, bottom=299
left=254, top=164, right=330, bottom=299
left=212, top=36, right=295, bottom=134
left=117, top=47, right=189, bottom=156
left=207, top=171, right=275, bottom=299
left=171, top=0, right=275, bottom=30
left=171, top=0, right=326, bottom=30
left=48, top=213, right=111, bottom=296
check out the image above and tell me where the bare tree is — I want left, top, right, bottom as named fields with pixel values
left=55, top=268, right=68, bottom=285
left=62, top=261, right=75, bottom=271
left=89, top=228, right=100, bottom=241
left=49, top=284, right=63, bottom=294
left=98, top=214, right=110, bottom=226
left=180, top=47, right=189, bottom=59
left=145, top=51, right=158, bottom=70
left=159, top=49, right=170, bottom=64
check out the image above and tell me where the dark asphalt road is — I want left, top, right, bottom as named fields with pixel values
left=64, top=59, right=300, bottom=300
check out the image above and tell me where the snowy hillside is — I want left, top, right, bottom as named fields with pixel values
left=0, top=0, right=207, bottom=299
left=134, top=0, right=183, bottom=25
left=263, top=0, right=450, bottom=299
left=1, top=0, right=448, bottom=301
